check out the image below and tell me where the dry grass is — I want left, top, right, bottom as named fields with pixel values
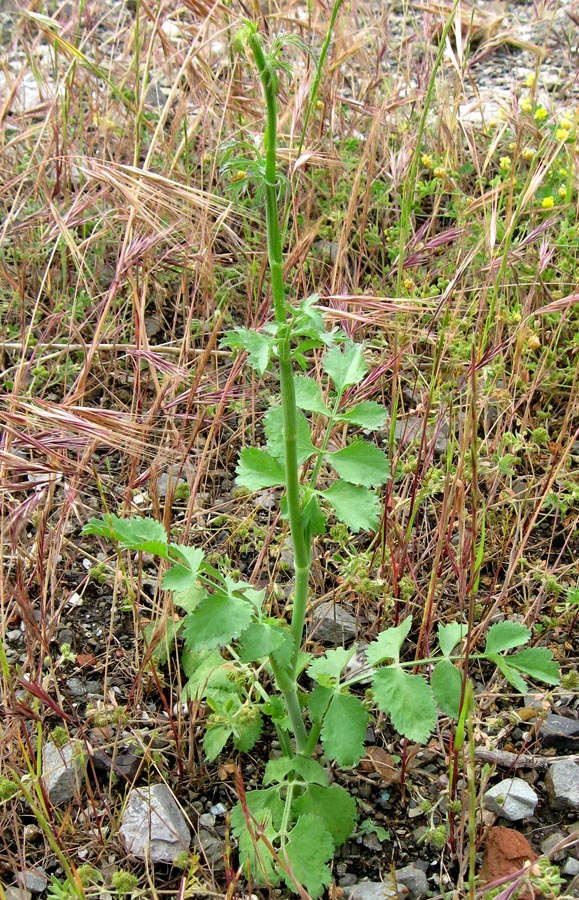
left=1, top=0, right=579, bottom=897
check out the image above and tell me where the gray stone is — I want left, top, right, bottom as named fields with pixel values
left=564, top=858, right=579, bottom=877
left=545, top=760, right=579, bottom=811
left=540, top=714, right=579, bottom=751
left=20, top=867, right=48, bottom=893
left=484, top=778, right=539, bottom=821
left=340, top=874, right=359, bottom=887
left=343, top=878, right=405, bottom=900
left=3, top=887, right=31, bottom=900
left=541, top=831, right=566, bottom=861
left=42, top=741, right=85, bottom=806
left=396, top=864, right=429, bottom=898
left=119, top=784, right=191, bottom=863
left=194, top=828, right=225, bottom=869
left=310, top=601, right=358, bottom=644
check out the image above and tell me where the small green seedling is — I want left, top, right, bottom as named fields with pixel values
left=83, top=22, right=560, bottom=897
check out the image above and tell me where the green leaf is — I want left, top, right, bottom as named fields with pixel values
left=203, top=724, right=232, bottom=761
left=372, top=666, right=437, bottom=743
left=438, top=622, right=467, bottom=657
left=294, top=376, right=330, bottom=414
left=321, top=692, right=369, bottom=767
left=234, top=712, right=262, bottom=752
left=237, top=621, right=289, bottom=663
left=293, top=784, right=357, bottom=847
left=221, top=327, right=275, bottom=375
left=327, top=440, right=390, bottom=487
left=366, top=617, right=412, bottom=665
left=231, top=789, right=283, bottom=886
left=507, top=648, right=560, bottom=685
left=484, top=621, right=531, bottom=655
left=308, top=647, right=356, bottom=686
left=181, top=592, right=254, bottom=651
left=264, top=756, right=328, bottom=787
left=322, top=481, right=381, bottom=532
left=302, top=493, right=327, bottom=538
left=282, top=814, right=334, bottom=898
left=323, top=342, right=367, bottom=393
left=181, top=647, right=233, bottom=694
left=432, top=659, right=463, bottom=719
left=264, top=406, right=316, bottom=466
left=162, top=545, right=204, bottom=591
left=84, top=515, right=172, bottom=558
left=494, top=657, right=528, bottom=693
left=170, top=544, right=204, bottom=574
left=236, top=448, right=285, bottom=490
left=336, top=401, right=387, bottom=430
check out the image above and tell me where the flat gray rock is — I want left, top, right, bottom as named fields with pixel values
left=395, top=864, right=429, bottom=898
left=343, top=878, right=405, bottom=900
left=310, top=601, right=358, bottom=644
left=42, top=741, right=85, bottom=806
left=545, top=760, right=579, bottom=811
left=484, top=777, right=539, bottom=821
left=120, top=784, right=191, bottom=863
left=540, top=714, right=579, bottom=750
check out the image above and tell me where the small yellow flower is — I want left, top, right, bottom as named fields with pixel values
left=521, top=97, right=533, bottom=113
left=558, top=167, right=568, bottom=177
left=230, top=170, right=247, bottom=182
left=403, top=277, right=415, bottom=292
left=499, top=156, right=512, bottom=172
left=527, top=333, right=541, bottom=350
left=559, top=117, right=573, bottom=131
left=525, top=73, right=536, bottom=88
left=421, top=153, right=433, bottom=168
left=556, top=128, right=568, bottom=140
left=433, top=166, right=446, bottom=178
left=488, top=118, right=498, bottom=130
left=521, top=147, right=536, bottom=162
left=508, top=141, right=517, bottom=151
left=541, top=195, right=555, bottom=208
left=558, top=185, right=567, bottom=199
left=534, top=106, right=549, bottom=122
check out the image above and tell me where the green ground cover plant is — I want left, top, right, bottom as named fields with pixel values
left=1, top=0, right=579, bottom=898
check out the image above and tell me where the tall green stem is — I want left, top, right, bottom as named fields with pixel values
left=247, top=28, right=311, bottom=748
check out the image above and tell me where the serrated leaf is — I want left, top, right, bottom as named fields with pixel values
left=163, top=545, right=204, bottom=591
left=203, top=724, right=232, bottom=761
left=438, top=622, right=467, bottom=657
left=323, top=342, right=367, bottom=393
left=372, top=666, right=437, bottom=743
left=320, top=692, right=368, bottom=767
left=308, top=684, right=333, bottom=725
left=432, top=659, right=463, bottom=719
left=294, top=376, right=330, bottom=414
left=282, top=814, right=334, bottom=898
left=302, top=493, right=327, bottom=538
left=236, top=448, right=285, bottom=490
left=221, top=327, right=274, bottom=375
left=234, top=712, right=262, bottom=752
left=180, top=648, right=234, bottom=699
left=293, top=784, right=357, bottom=846
left=336, top=401, right=387, bottom=430
left=237, top=621, right=289, bottom=663
left=105, top=515, right=168, bottom=549
left=263, top=756, right=328, bottom=787
left=366, top=617, right=413, bottom=666
left=322, top=481, right=381, bottom=532
left=231, top=789, right=283, bottom=886
left=170, top=544, right=204, bottom=575
left=309, top=647, right=357, bottom=685
left=484, top=621, right=531, bottom=655
left=181, top=592, right=254, bottom=651
left=264, top=406, right=316, bottom=466
left=494, top=657, right=528, bottom=693
left=507, top=648, right=560, bottom=685
left=328, top=440, right=390, bottom=487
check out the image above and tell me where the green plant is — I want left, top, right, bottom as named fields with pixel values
left=82, top=23, right=561, bottom=898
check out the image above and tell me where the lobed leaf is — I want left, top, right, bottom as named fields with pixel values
left=264, top=406, right=316, bottom=465
left=506, top=647, right=560, bottom=685
left=282, top=814, right=334, bottom=898
left=320, top=692, right=368, bottom=767
left=484, top=621, right=531, bottom=655
left=308, top=646, right=356, bottom=685
left=366, top=617, right=412, bottom=666
left=294, top=375, right=330, bottom=414
left=236, top=448, right=285, bottom=490
left=437, top=621, right=467, bottom=657
left=221, top=327, right=275, bottom=375
left=323, top=342, right=367, bottom=393
left=181, top=592, right=254, bottom=651
left=372, top=666, right=437, bottom=743
left=322, top=481, right=381, bottom=532
left=203, top=724, right=232, bottom=762
left=327, top=440, right=390, bottom=487
left=293, top=783, right=357, bottom=846
left=336, top=400, right=387, bottom=430
left=237, top=621, right=289, bottom=663
left=431, top=659, right=463, bottom=719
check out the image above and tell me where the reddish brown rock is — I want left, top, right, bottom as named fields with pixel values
left=479, top=826, right=539, bottom=900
